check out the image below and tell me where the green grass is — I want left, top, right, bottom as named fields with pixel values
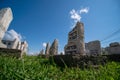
left=0, top=56, right=120, bottom=80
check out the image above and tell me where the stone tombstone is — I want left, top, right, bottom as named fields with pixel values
left=49, top=39, right=58, bottom=55
left=0, top=7, right=13, bottom=47
left=45, top=42, right=50, bottom=55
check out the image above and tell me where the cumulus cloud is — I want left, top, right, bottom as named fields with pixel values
left=42, top=42, right=47, bottom=48
left=3, top=29, right=22, bottom=41
left=80, top=7, right=89, bottom=14
left=70, top=9, right=81, bottom=22
left=70, top=7, right=89, bottom=22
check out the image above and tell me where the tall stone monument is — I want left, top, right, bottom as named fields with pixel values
left=0, top=7, right=13, bottom=48
left=49, top=39, right=58, bottom=55
left=45, top=42, right=50, bottom=55
left=64, top=22, right=85, bottom=55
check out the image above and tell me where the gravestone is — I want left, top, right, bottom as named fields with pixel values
left=0, top=7, right=13, bottom=48
left=45, top=42, right=50, bottom=55
left=49, top=39, right=58, bottom=55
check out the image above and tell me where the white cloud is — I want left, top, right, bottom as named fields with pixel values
left=42, top=42, right=47, bottom=48
left=3, top=29, right=22, bottom=41
left=80, top=7, right=89, bottom=14
left=70, top=9, right=81, bottom=22
left=70, top=7, right=89, bottom=22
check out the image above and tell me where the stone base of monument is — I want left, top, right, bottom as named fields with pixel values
left=0, top=48, right=22, bottom=58
left=50, top=54, right=107, bottom=69
left=105, top=54, right=120, bottom=62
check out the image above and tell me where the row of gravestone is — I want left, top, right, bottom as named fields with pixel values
left=39, top=39, right=58, bottom=57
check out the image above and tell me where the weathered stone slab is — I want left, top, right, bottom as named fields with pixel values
left=0, top=7, right=13, bottom=48
left=45, top=42, right=50, bottom=55
left=49, top=39, right=58, bottom=55
left=0, top=48, right=22, bottom=58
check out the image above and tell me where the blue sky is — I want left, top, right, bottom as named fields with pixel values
left=0, top=0, right=120, bottom=54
